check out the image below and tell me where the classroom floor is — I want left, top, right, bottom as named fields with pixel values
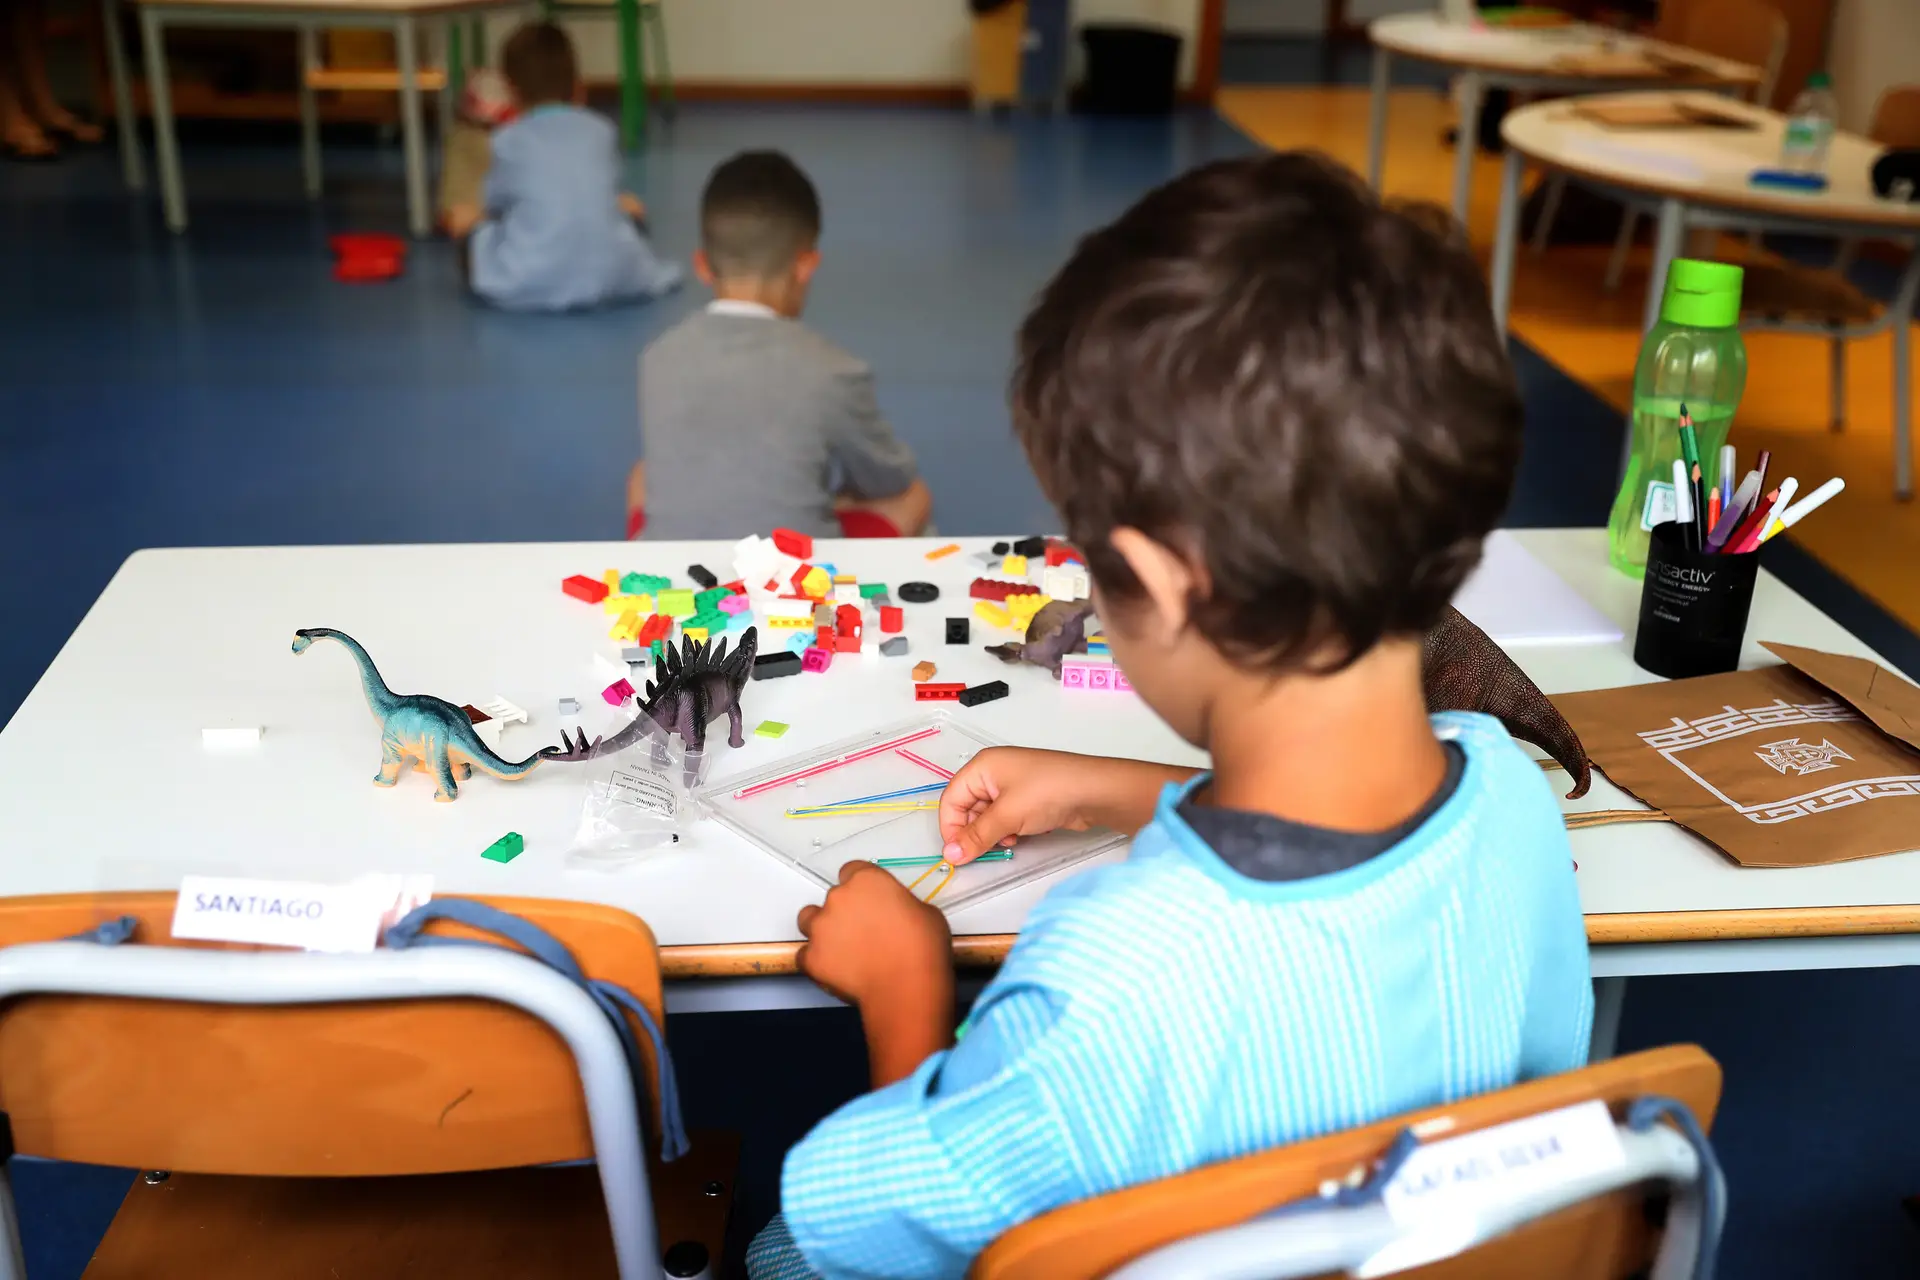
left=4, top=65, right=1920, bottom=1277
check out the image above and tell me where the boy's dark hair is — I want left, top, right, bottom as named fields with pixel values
left=501, top=22, right=577, bottom=108
left=1013, top=152, right=1521, bottom=674
left=700, top=151, right=822, bottom=278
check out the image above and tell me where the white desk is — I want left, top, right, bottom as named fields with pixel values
left=1492, top=92, right=1920, bottom=490
left=121, top=0, right=530, bottom=238
left=1365, top=13, right=1758, bottom=226
left=2, top=533, right=1918, bottom=1026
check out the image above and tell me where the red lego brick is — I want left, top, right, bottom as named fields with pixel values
left=836, top=604, right=863, bottom=636
left=969, top=578, right=1046, bottom=602
left=637, top=615, right=672, bottom=645
left=1045, top=543, right=1084, bottom=566
left=772, top=528, right=813, bottom=559
left=817, top=626, right=834, bottom=649
left=563, top=574, right=610, bottom=604
left=721, top=580, right=747, bottom=594
left=833, top=634, right=861, bottom=653
left=914, top=683, right=967, bottom=701
left=880, top=605, right=904, bottom=633
left=791, top=566, right=814, bottom=595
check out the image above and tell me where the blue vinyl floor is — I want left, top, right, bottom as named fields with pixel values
left=5, top=91, right=1920, bottom=1277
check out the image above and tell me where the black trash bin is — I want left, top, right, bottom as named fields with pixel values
left=1077, top=23, right=1181, bottom=115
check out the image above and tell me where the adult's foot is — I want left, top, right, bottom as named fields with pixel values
left=1, top=119, right=59, bottom=160
left=34, top=104, right=102, bottom=144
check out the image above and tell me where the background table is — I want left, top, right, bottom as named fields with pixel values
left=1366, top=13, right=1759, bottom=226
left=124, top=0, right=530, bottom=237
left=3, top=532, right=1918, bottom=1028
left=1492, top=92, right=1920, bottom=487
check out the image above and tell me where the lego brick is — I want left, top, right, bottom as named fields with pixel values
left=925, top=543, right=961, bottom=560
left=915, top=682, right=966, bottom=701
left=945, top=618, right=970, bottom=644
left=694, top=586, right=731, bottom=612
left=558, top=697, right=582, bottom=716
left=1045, top=542, right=1082, bottom=567
left=688, top=564, right=719, bottom=589
left=563, top=574, right=610, bottom=604
left=1042, top=564, right=1089, bottom=602
left=687, top=611, right=728, bottom=636
left=718, top=593, right=752, bottom=615
left=1013, top=536, right=1047, bottom=558
left=604, top=592, right=651, bottom=615
left=753, top=651, right=803, bottom=680
left=772, top=527, right=813, bottom=559
left=836, top=604, right=863, bottom=636
left=756, top=720, right=790, bottom=739
left=992, top=541, right=1010, bottom=554
left=622, top=572, right=671, bottom=595
left=870, top=593, right=892, bottom=609
left=879, top=605, right=904, bottom=633
left=602, top=570, right=621, bottom=592
left=683, top=627, right=709, bottom=643
left=650, top=638, right=666, bottom=661
left=969, top=578, right=1045, bottom=602
left=793, top=565, right=831, bottom=599
left=621, top=645, right=647, bottom=665
left=974, top=601, right=1011, bottom=627
left=898, top=582, right=940, bottom=604
left=832, top=574, right=857, bottom=585
left=609, top=610, right=642, bottom=641
left=768, top=615, right=812, bottom=629
left=480, top=697, right=527, bottom=725
left=1061, top=655, right=1130, bottom=692
left=817, top=563, right=838, bottom=576
left=880, top=636, right=909, bottom=656
left=802, top=646, right=833, bottom=673
left=481, top=832, right=525, bottom=864
left=462, top=704, right=490, bottom=725
left=912, top=661, right=937, bottom=681
left=786, top=631, right=813, bottom=656
left=859, top=583, right=889, bottom=598
left=1001, top=554, right=1029, bottom=578
left=817, top=626, right=834, bottom=649
left=833, top=634, right=861, bottom=653
left=958, top=680, right=1009, bottom=708
left=833, top=583, right=861, bottom=603
left=657, top=588, right=697, bottom=618
left=201, top=726, right=262, bottom=749
left=603, top=678, right=635, bottom=705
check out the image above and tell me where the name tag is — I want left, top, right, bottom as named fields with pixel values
left=172, top=874, right=433, bottom=953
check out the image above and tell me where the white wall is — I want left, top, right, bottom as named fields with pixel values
left=1826, top=0, right=1920, bottom=133
left=541, top=0, right=1203, bottom=89
left=1222, top=0, right=1425, bottom=36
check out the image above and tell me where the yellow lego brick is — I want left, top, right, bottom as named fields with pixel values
left=1007, top=592, right=1052, bottom=618
left=800, top=567, right=831, bottom=598
left=683, top=626, right=709, bottom=643
left=768, top=616, right=812, bottom=629
left=1001, top=554, right=1028, bottom=578
left=832, top=574, right=857, bottom=585
left=604, top=593, right=654, bottom=615
left=609, top=610, right=642, bottom=640
left=974, top=600, right=1011, bottom=627
left=602, top=570, right=621, bottom=592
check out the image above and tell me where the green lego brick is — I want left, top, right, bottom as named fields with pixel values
left=755, top=720, right=789, bottom=739
left=694, top=587, right=730, bottom=612
left=657, top=588, right=697, bottom=618
left=859, top=583, right=889, bottom=598
left=481, top=831, right=525, bottom=863
left=650, top=638, right=665, bottom=661
left=621, top=572, right=671, bottom=595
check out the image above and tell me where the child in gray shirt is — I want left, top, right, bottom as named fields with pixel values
left=630, top=151, right=931, bottom=539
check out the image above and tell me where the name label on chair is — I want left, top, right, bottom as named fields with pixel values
left=1380, top=1099, right=1627, bottom=1227
left=172, top=873, right=433, bottom=952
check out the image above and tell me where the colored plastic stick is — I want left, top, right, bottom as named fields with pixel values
left=876, top=850, right=1013, bottom=868
left=785, top=802, right=940, bottom=819
left=733, top=726, right=943, bottom=799
left=897, top=748, right=955, bottom=780
left=802, top=781, right=947, bottom=810
left=908, top=860, right=955, bottom=903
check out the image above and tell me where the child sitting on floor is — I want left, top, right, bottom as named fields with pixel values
left=628, top=150, right=931, bottom=539
left=445, top=22, right=680, bottom=313
left=745, top=153, right=1593, bottom=1280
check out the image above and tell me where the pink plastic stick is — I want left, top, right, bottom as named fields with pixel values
left=733, top=726, right=943, bottom=799
left=896, top=749, right=954, bottom=780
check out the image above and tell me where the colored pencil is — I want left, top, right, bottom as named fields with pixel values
left=1678, top=409, right=1706, bottom=546
left=1707, top=487, right=1721, bottom=532
left=1725, top=487, right=1782, bottom=554
left=1752, top=449, right=1772, bottom=505
left=1706, top=470, right=1761, bottom=550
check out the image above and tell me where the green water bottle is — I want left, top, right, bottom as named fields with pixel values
left=1607, top=259, right=1749, bottom=576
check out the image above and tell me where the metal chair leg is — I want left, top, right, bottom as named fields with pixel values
left=1829, top=334, right=1846, bottom=432
left=1604, top=208, right=1638, bottom=294
left=1896, top=318, right=1913, bottom=501
left=1528, top=173, right=1565, bottom=257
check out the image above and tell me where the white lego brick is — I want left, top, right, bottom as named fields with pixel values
left=1042, top=564, right=1090, bottom=602
left=478, top=696, right=527, bottom=726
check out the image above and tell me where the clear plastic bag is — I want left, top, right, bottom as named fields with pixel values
left=566, top=732, right=712, bottom=872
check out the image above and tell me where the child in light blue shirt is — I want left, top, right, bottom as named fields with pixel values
left=746, top=153, right=1593, bottom=1280
left=449, top=23, right=680, bottom=313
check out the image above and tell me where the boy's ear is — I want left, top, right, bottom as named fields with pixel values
left=1108, top=528, right=1200, bottom=639
left=692, top=250, right=717, bottom=288
left=792, top=247, right=822, bottom=286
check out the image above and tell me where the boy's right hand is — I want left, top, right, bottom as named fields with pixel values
left=939, top=749, right=1199, bottom=865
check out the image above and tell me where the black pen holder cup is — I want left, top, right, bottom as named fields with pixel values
left=1633, top=520, right=1761, bottom=678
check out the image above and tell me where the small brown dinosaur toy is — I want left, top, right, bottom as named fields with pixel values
left=1423, top=606, right=1591, bottom=798
left=985, top=600, right=1097, bottom=676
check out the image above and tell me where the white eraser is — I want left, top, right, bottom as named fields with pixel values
left=202, top=726, right=262, bottom=749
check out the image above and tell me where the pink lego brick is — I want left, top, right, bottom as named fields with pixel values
left=718, top=594, right=751, bottom=615
left=802, top=646, right=832, bottom=673
left=603, top=678, right=635, bottom=705
left=1061, top=663, right=1087, bottom=689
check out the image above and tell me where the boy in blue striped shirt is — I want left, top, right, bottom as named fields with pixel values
left=748, top=153, right=1592, bottom=1280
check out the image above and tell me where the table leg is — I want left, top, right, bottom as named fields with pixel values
left=395, top=14, right=429, bottom=239
left=297, top=23, right=321, bottom=199
left=1489, top=148, right=1524, bottom=338
left=1890, top=247, right=1920, bottom=501
left=1450, top=71, right=1482, bottom=230
left=1590, top=975, right=1627, bottom=1062
left=1366, top=45, right=1390, bottom=192
left=616, top=0, right=645, bottom=150
left=137, top=6, right=186, bottom=233
left=100, top=0, right=144, bottom=190
left=447, top=18, right=465, bottom=101
left=436, top=21, right=454, bottom=147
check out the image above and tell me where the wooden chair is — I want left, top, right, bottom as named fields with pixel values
left=973, top=1044, right=1722, bottom=1280
left=1739, top=85, right=1920, bottom=499
left=0, top=891, right=734, bottom=1280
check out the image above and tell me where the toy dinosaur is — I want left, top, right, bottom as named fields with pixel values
left=1423, top=606, right=1592, bottom=798
left=549, top=629, right=758, bottom=782
left=985, top=601, right=1096, bottom=677
left=292, top=628, right=559, bottom=802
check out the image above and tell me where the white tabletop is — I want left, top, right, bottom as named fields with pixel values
left=0, top=531, right=1913, bottom=959
left=1502, top=92, right=1920, bottom=231
left=135, top=0, right=523, bottom=16
left=1368, top=13, right=1757, bottom=85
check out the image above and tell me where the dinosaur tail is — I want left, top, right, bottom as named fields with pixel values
left=451, top=721, right=551, bottom=780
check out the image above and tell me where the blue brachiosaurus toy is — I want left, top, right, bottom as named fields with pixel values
left=292, top=627, right=561, bottom=802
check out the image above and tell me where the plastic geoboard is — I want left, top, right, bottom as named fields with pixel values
left=697, top=714, right=1127, bottom=912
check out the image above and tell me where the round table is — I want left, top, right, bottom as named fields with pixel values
left=1367, top=12, right=1760, bottom=226
left=1492, top=91, right=1920, bottom=490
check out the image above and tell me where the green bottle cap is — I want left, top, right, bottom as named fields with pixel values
left=1807, top=71, right=1831, bottom=88
left=1659, top=258, right=1743, bottom=328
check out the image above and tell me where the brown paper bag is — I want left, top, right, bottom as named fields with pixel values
left=1552, top=644, right=1920, bottom=867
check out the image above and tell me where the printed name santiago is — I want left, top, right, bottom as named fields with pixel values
left=1397, top=1133, right=1569, bottom=1198
left=191, top=893, right=325, bottom=919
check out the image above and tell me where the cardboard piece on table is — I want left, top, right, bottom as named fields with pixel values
left=1569, top=97, right=1756, bottom=130
left=1552, top=647, right=1920, bottom=868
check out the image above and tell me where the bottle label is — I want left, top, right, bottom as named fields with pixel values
left=1641, top=480, right=1678, bottom=532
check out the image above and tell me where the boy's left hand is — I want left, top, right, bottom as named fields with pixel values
left=796, top=861, right=951, bottom=1008
left=617, top=192, right=647, bottom=220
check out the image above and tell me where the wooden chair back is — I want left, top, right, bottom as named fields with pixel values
left=1655, top=0, right=1788, bottom=103
left=0, top=892, right=669, bottom=1178
left=971, top=1044, right=1722, bottom=1280
left=1873, top=86, right=1920, bottom=149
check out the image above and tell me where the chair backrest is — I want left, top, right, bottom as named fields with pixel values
left=971, top=1044, right=1722, bottom=1280
left=1655, top=0, right=1789, bottom=104
left=1873, top=85, right=1920, bottom=148
left=0, top=891, right=669, bottom=1178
